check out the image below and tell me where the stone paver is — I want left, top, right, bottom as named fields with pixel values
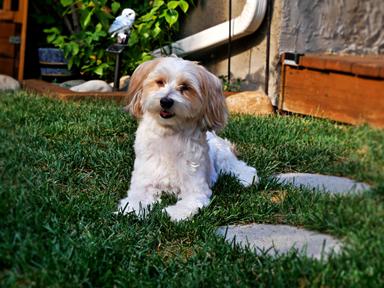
left=217, top=224, right=342, bottom=260
left=274, top=173, right=370, bottom=195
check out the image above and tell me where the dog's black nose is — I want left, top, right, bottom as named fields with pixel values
left=160, top=97, right=174, bottom=109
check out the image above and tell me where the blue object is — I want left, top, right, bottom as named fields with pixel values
left=38, top=48, right=68, bottom=65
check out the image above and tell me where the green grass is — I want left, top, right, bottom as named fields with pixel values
left=1, top=91, right=383, bottom=287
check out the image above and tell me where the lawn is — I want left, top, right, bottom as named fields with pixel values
left=1, top=91, right=383, bottom=287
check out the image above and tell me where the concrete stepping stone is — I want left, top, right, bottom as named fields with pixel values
left=217, top=224, right=342, bottom=260
left=273, top=173, right=370, bottom=195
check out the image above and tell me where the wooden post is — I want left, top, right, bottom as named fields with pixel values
left=3, top=0, right=12, bottom=10
left=18, top=0, right=29, bottom=80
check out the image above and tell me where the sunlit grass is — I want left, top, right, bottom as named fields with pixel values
left=1, top=91, right=383, bottom=287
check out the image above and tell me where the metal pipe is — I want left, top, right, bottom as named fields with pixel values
left=152, top=0, right=267, bottom=57
left=227, top=0, right=232, bottom=86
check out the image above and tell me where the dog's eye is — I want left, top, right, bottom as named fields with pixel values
left=156, top=79, right=165, bottom=87
left=179, top=84, right=189, bottom=93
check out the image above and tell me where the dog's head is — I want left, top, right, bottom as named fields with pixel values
left=124, top=57, right=228, bottom=131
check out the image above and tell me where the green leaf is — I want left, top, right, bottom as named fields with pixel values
left=60, top=0, right=73, bottom=7
left=111, top=2, right=120, bottom=14
left=128, top=31, right=139, bottom=47
left=167, top=1, right=179, bottom=10
left=70, top=43, right=80, bottom=56
left=179, top=0, right=189, bottom=13
left=81, top=8, right=94, bottom=29
left=165, top=9, right=178, bottom=26
left=94, top=63, right=109, bottom=76
left=95, top=23, right=102, bottom=32
left=46, top=34, right=57, bottom=43
left=153, top=0, right=164, bottom=8
left=152, top=22, right=161, bottom=38
left=140, top=12, right=156, bottom=22
left=141, top=52, right=153, bottom=62
left=43, top=27, right=60, bottom=34
left=94, top=10, right=111, bottom=30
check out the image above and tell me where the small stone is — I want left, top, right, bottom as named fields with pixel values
left=70, top=80, right=112, bottom=92
left=226, top=90, right=274, bottom=115
left=109, top=75, right=130, bottom=91
left=217, top=224, right=342, bottom=260
left=274, top=173, right=370, bottom=195
left=59, top=79, right=86, bottom=89
left=0, top=74, right=20, bottom=91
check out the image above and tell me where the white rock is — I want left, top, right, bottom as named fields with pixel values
left=70, top=80, right=112, bottom=92
left=59, top=79, right=85, bottom=89
left=217, top=224, right=342, bottom=260
left=274, top=173, right=370, bottom=195
left=0, top=74, right=20, bottom=91
left=109, top=75, right=130, bottom=91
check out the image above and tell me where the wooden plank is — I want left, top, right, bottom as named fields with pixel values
left=0, top=22, right=16, bottom=37
left=0, top=39, right=15, bottom=57
left=17, top=0, right=28, bottom=80
left=351, top=62, right=382, bottom=78
left=300, top=56, right=327, bottom=70
left=0, top=10, right=15, bottom=20
left=22, top=79, right=127, bottom=103
left=280, top=65, right=384, bottom=128
left=3, top=0, right=12, bottom=10
left=298, top=54, right=384, bottom=78
left=0, top=58, right=15, bottom=75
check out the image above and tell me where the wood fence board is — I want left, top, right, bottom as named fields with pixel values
left=0, top=39, right=15, bottom=58
left=280, top=64, right=384, bottom=128
left=0, top=58, right=15, bottom=75
left=298, top=54, right=384, bottom=78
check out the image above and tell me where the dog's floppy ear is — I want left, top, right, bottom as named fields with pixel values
left=124, top=58, right=161, bottom=118
left=197, top=65, right=228, bottom=131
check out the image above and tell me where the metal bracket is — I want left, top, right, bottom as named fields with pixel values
left=283, top=52, right=304, bottom=66
left=9, top=36, right=21, bottom=45
left=106, top=43, right=128, bottom=91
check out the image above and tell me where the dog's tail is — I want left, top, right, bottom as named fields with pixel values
left=207, top=132, right=259, bottom=187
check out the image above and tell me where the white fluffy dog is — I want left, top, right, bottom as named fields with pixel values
left=117, top=57, right=258, bottom=221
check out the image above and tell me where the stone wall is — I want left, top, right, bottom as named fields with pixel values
left=280, top=0, right=384, bottom=54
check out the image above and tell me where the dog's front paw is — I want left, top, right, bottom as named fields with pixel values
left=116, top=197, right=150, bottom=217
left=236, top=164, right=259, bottom=187
left=163, top=205, right=195, bottom=222
left=116, top=197, right=135, bottom=215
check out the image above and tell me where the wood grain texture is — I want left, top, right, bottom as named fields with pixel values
left=0, top=22, right=16, bottom=37
left=299, top=54, right=384, bottom=78
left=17, top=0, right=28, bottom=80
left=0, top=58, right=15, bottom=75
left=0, top=39, right=15, bottom=58
left=280, top=65, right=384, bottom=128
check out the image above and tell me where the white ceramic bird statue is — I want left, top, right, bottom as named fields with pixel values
left=109, top=8, right=136, bottom=44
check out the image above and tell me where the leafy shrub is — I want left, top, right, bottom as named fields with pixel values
left=43, top=0, right=193, bottom=80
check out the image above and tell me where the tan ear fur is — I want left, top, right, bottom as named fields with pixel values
left=197, top=65, right=228, bottom=131
left=124, top=58, right=161, bottom=118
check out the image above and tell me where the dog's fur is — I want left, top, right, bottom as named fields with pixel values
left=117, top=57, right=258, bottom=221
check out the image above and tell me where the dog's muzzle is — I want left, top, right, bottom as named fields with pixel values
left=159, top=97, right=175, bottom=119
left=160, top=97, right=174, bottom=109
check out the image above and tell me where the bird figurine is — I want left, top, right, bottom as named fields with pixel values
left=109, top=8, right=136, bottom=44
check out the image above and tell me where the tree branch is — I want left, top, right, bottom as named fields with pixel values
left=71, top=4, right=81, bottom=34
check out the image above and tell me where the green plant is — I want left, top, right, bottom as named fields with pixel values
left=219, top=75, right=243, bottom=92
left=43, top=0, right=193, bottom=80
